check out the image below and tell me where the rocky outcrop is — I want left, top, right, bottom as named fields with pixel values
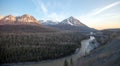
left=17, top=14, right=38, bottom=23
left=0, top=14, right=39, bottom=25
left=1, top=15, right=16, bottom=22
left=0, top=16, right=4, bottom=20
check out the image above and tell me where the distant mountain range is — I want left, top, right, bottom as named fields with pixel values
left=0, top=14, right=97, bottom=33
left=40, top=16, right=88, bottom=27
left=45, top=16, right=97, bottom=33
left=0, top=14, right=57, bottom=33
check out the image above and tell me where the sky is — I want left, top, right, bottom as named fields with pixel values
left=0, top=0, right=120, bottom=29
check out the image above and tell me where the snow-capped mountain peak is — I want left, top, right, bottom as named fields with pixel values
left=60, top=16, right=87, bottom=26
left=66, top=18, right=74, bottom=25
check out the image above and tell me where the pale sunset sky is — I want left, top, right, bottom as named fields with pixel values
left=0, top=0, right=120, bottom=30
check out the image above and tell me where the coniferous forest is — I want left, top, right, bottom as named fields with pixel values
left=0, top=31, right=87, bottom=63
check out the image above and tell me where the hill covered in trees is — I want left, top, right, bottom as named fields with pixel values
left=0, top=31, right=87, bottom=64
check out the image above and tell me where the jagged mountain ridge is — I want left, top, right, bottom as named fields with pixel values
left=0, top=16, right=4, bottom=20
left=0, top=14, right=40, bottom=25
left=0, top=14, right=58, bottom=32
left=1, top=15, right=16, bottom=22
left=17, top=14, right=38, bottom=23
left=0, top=14, right=97, bottom=33
left=0, top=15, right=88, bottom=27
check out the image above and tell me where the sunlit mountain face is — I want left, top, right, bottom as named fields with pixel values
left=0, top=0, right=120, bottom=66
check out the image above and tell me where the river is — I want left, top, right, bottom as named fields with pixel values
left=3, top=36, right=96, bottom=66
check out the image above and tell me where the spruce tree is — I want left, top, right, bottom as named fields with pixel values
left=64, top=59, right=68, bottom=66
left=70, top=58, right=73, bottom=66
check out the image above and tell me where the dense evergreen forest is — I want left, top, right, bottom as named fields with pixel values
left=0, top=31, right=87, bottom=63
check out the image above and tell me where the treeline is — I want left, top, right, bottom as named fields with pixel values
left=0, top=31, right=87, bottom=63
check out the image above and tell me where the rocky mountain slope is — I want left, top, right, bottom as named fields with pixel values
left=0, top=14, right=39, bottom=25
left=0, top=14, right=97, bottom=33
left=17, top=14, right=38, bottom=23
left=0, top=16, right=4, bottom=20
left=0, top=14, right=58, bottom=33
left=59, top=16, right=87, bottom=26
left=0, top=15, right=16, bottom=23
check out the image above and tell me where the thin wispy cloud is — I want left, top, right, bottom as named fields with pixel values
left=31, top=0, right=43, bottom=16
left=78, top=1, right=120, bottom=29
left=90, top=1, right=120, bottom=16
left=78, top=1, right=120, bottom=21
left=40, top=2, right=48, bottom=14
left=32, top=0, right=48, bottom=15
left=32, top=0, right=65, bottom=21
left=47, top=12, right=66, bottom=21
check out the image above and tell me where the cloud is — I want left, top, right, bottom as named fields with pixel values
left=31, top=0, right=42, bottom=16
left=44, top=12, right=66, bottom=21
left=89, top=1, right=120, bottom=16
left=31, top=0, right=65, bottom=21
left=40, top=2, right=48, bottom=14
left=32, top=0, right=48, bottom=15
left=77, top=1, right=120, bottom=30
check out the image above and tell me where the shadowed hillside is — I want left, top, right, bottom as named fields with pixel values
left=77, top=29, right=120, bottom=66
left=0, top=25, right=58, bottom=33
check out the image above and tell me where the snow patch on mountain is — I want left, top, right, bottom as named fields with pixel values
left=41, top=20, right=59, bottom=25
left=60, top=16, right=87, bottom=26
